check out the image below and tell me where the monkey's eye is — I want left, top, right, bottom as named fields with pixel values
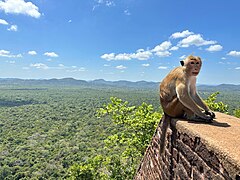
left=196, top=62, right=200, bottom=64
left=190, top=62, right=194, bottom=64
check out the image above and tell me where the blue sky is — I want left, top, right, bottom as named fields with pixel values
left=0, top=0, right=240, bottom=84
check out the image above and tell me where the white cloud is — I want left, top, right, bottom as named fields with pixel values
left=58, top=64, right=65, bottom=67
left=0, top=49, right=22, bottom=58
left=206, top=45, right=223, bottom=52
left=131, top=49, right=152, bottom=60
left=104, top=64, right=110, bottom=67
left=235, top=67, right=240, bottom=70
left=30, top=63, right=49, bottom=70
left=28, top=50, right=37, bottom=55
left=158, top=66, right=168, bottom=69
left=68, top=20, right=72, bottom=23
left=155, top=51, right=171, bottom=57
left=170, top=30, right=194, bottom=39
left=0, top=0, right=41, bottom=18
left=115, top=53, right=132, bottom=60
left=101, top=53, right=115, bottom=61
left=178, top=34, right=216, bottom=47
left=142, top=63, right=150, bottom=67
left=221, top=57, right=226, bottom=60
left=179, top=55, right=186, bottom=59
left=227, top=51, right=240, bottom=58
left=78, top=67, right=86, bottom=71
left=93, top=0, right=115, bottom=10
left=7, top=24, right=17, bottom=31
left=44, top=52, right=59, bottom=58
left=0, top=18, right=8, bottom=25
left=124, top=9, right=131, bottom=16
left=116, top=65, right=127, bottom=70
left=105, top=1, right=115, bottom=7
left=169, top=46, right=179, bottom=51
left=152, top=41, right=172, bottom=52
left=101, top=49, right=152, bottom=61
left=151, top=41, right=172, bottom=58
left=6, top=60, right=15, bottom=64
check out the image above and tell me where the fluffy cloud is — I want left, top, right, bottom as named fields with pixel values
left=28, top=50, right=37, bottom=55
left=178, top=34, right=216, bottom=47
left=131, top=49, right=152, bottom=60
left=101, top=41, right=173, bottom=61
left=78, top=67, right=86, bottom=72
left=30, top=63, right=49, bottom=70
left=0, top=0, right=41, bottom=18
left=235, top=67, right=240, bottom=70
left=206, top=45, right=223, bottom=52
left=0, top=49, right=22, bottom=58
left=179, top=55, right=186, bottom=59
left=7, top=24, right=17, bottom=31
left=44, top=52, right=59, bottom=57
left=116, top=65, right=127, bottom=70
left=170, top=30, right=194, bottom=39
left=169, top=46, right=179, bottom=51
left=142, top=63, right=150, bottom=67
left=101, top=49, right=152, bottom=61
left=101, top=31, right=221, bottom=61
left=155, top=51, right=171, bottom=57
left=158, top=66, right=168, bottom=69
left=227, top=51, right=240, bottom=58
left=124, top=9, right=131, bottom=16
left=93, top=0, right=115, bottom=10
left=0, top=18, right=8, bottom=25
left=6, top=60, right=15, bottom=64
left=151, top=41, right=172, bottom=58
left=152, top=41, right=172, bottom=52
left=101, top=53, right=115, bottom=61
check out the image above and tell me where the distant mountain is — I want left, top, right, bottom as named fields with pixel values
left=89, top=79, right=159, bottom=89
left=0, top=78, right=239, bottom=91
left=0, top=78, right=88, bottom=86
left=198, top=84, right=240, bottom=91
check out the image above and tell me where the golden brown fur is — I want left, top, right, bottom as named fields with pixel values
left=159, top=55, right=215, bottom=154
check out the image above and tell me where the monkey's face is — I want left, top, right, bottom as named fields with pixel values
left=185, top=57, right=202, bottom=76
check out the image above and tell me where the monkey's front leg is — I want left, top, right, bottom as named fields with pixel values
left=205, top=110, right=215, bottom=119
left=187, top=114, right=213, bottom=123
left=183, top=109, right=213, bottom=123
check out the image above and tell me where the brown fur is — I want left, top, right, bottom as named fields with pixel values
left=159, top=55, right=215, bottom=154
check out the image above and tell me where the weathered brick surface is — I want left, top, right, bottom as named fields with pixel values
left=135, top=114, right=240, bottom=180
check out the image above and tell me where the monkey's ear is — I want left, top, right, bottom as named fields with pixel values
left=180, top=60, right=184, bottom=66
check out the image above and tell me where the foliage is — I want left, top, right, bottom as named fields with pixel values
left=204, top=91, right=229, bottom=113
left=234, top=109, right=240, bottom=118
left=67, top=155, right=107, bottom=180
left=68, top=97, right=162, bottom=179
left=0, top=85, right=160, bottom=179
left=0, top=84, right=238, bottom=179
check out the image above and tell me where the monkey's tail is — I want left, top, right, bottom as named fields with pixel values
left=159, top=113, right=171, bottom=155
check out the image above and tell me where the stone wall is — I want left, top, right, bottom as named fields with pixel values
left=135, top=112, right=240, bottom=180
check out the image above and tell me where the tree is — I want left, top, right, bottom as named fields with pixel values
left=68, top=92, right=229, bottom=179
left=234, top=109, right=240, bottom=118
left=205, top=92, right=228, bottom=113
left=68, top=97, right=162, bottom=179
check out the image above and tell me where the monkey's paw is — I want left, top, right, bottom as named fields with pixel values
left=205, top=110, right=215, bottom=119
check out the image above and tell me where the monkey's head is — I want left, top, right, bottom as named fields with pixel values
left=181, top=55, right=202, bottom=76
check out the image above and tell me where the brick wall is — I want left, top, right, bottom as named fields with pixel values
left=135, top=112, right=240, bottom=180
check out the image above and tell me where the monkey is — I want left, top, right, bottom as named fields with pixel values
left=159, top=55, right=215, bottom=154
